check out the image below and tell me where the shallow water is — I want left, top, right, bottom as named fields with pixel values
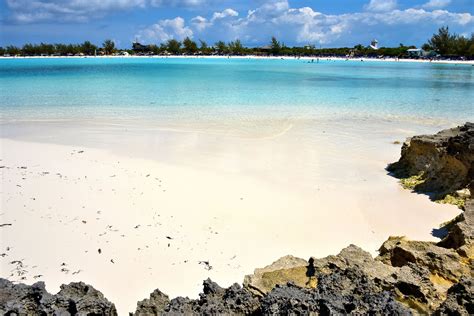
left=1, top=57, right=473, bottom=123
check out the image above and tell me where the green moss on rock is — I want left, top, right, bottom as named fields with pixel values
left=436, top=194, right=466, bottom=209
left=399, top=172, right=425, bottom=190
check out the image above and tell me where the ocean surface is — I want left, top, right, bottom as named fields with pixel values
left=1, top=57, right=473, bottom=123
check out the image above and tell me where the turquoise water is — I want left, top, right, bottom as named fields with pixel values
left=0, top=57, right=473, bottom=122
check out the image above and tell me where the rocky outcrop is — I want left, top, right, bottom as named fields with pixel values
left=0, top=278, right=117, bottom=315
left=134, top=279, right=260, bottom=315
left=133, top=230, right=472, bottom=315
left=260, top=268, right=410, bottom=315
left=387, top=122, right=473, bottom=201
left=435, top=277, right=474, bottom=315
left=133, top=264, right=412, bottom=315
left=438, top=198, right=474, bottom=258
left=243, top=255, right=310, bottom=296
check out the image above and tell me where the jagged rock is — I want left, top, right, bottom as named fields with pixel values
left=243, top=255, right=310, bottom=296
left=376, top=236, right=473, bottom=311
left=259, top=266, right=412, bottom=315
left=0, top=279, right=54, bottom=315
left=387, top=122, right=473, bottom=199
left=316, top=266, right=412, bottom=315
left=134, top=288, right=170, bottom=315
left=438, top=199, right=474, bottom=258
left=435, top=277, right=474, bottom=315
left=0, top=278, right=117, bottom=315
left=377, top=237, right=470, bottom=283
left=133, top=279, right=260, bottom=315
left=309, top=244, right=397, bottom=281
left=259, top=282, right=321, bottom=314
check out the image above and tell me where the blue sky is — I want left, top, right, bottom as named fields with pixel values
left=1, top=0, right=473, bottom=48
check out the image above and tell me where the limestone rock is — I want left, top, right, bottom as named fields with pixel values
left=435, top=277, right=474, bottom=315
left=438, top=199, right=474, bottom=258
left=134, top=288, right=170, bottom=315
left=243, top=255, right=309, bottom=296
left=0, top=278, right=117, bottom=315
left=133, top=279, right=260, bottom=315
left=387, top=122, right=473, bottom=199
left=377, top=237, right=469, bottom=283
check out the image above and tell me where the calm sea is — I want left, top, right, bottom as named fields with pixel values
left=1, top=57, right=473, bottom=123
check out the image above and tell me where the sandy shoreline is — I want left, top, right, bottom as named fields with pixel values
left=1, top=54, right=473, bottom=65
left=0, top=117, right=462, bottom=314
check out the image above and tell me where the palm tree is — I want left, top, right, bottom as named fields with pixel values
left=228, top=39, right=244, bottom=55
left=82, top=41, right=97, bottom=56
left=166, top=39, right=182, bottom=55
left=270, top=36, right=282, bottom=55
left=183, top=37, right=198, bottom=55
left=102, top=39, right=116, bottom=55
left=215, top=41, right=228, bottom=55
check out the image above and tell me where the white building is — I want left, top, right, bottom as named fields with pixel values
left=370, top=39, right=379, bottom=50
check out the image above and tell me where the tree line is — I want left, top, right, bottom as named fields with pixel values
left=1, top=27, right=473, bottom=59
left=422, top=26, right=474, bottom=57
left=0, top=40, right=116, bottom=57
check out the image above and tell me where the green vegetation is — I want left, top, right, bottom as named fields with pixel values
left=102, top=39, right=116, bottom=55
left=183, top=37, right=198, bottom=55
left=436, top=194, right=466, bottom=209
left=399, top=172, right=425, bottom=190
left=166, top=39, right=181, bottom=54
left=1, top=26, right=472, bottom=59
left=423, top=26, right=474, bottom=58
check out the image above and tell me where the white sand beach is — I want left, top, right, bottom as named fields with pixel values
left=0, top=117, right=462, bottom=314
left=2, top=55, right=474, bottom=65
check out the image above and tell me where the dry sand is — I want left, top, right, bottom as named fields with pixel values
left=0, top=118, right=462, bottom=314
left=2, top=55, right=473, bottom=65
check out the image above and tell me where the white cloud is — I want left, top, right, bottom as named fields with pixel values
left=6, top=0, right=147, bottom=22
left=178, top=0, right=473, bottom=46
left=421, top=0, right=451, bottom=10
left=149, top=0, right=208, bottom=7
left=136, top=17, right=193, bottom=43
left=191, top=15, right=211, bottom=31
left=14, top=0, right=472, bottom=47
left=211, top=8, right=238, bottom=22
left=364, top=0, right=397, bottom=12
left=5, top=0, right=210, bottom=23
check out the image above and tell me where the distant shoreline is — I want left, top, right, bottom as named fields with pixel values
left=1, top=55, right=473, bottom=65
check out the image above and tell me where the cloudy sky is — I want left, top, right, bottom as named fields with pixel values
left=1, top=0, right=473, bottom=48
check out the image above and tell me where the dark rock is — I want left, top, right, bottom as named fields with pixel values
left=0, top=278, right=117, bottom=315
left=435, top=277, right=474, bottom=316
left=134, top=288, right=170, bottom=315
left=259, top=266, right=411, bottom=315
left=133, top=279, right=260, bottom=315
left=438, top=199, right=474, bottom=257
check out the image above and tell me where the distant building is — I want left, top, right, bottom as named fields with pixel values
left=406, top=48, right=436, bottom=58
left=407, top=48, right=423, bottom=57
left=370, top=39, right=379, bottom=50
left=132, top=42, right=151, bottom=54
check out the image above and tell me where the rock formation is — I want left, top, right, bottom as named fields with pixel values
left=387, top=122, right=473, bottom=202
left=1, top=123, right=472, bottom=315
left=0, top=279, right=117, bottom=315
